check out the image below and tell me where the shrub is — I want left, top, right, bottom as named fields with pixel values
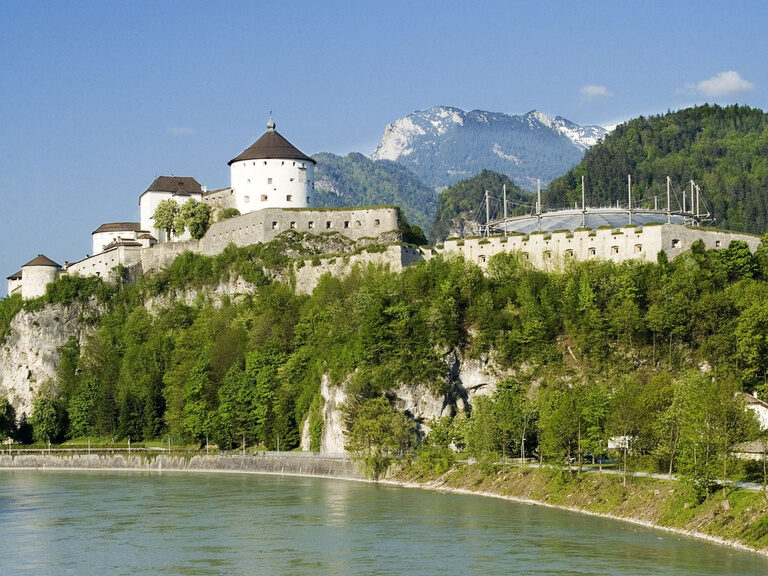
left=218, top=208, right=241, bottom=221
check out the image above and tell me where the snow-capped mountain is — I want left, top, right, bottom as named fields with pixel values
left=371, top=106, right=608, bottom=191
left=527, top=111, right=607, bottom=150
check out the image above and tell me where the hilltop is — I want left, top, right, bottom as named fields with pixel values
left=546, top=104, right=768, bottom=235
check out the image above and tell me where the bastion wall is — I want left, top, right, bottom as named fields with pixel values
left=66, top=245, right=143, bottom=279
left=293, top=244, right=423, bottom=295
left=140, top=206, right=401, bottom=272
left=431, top=224, right=760, bottom=270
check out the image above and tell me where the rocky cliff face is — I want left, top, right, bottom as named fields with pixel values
left=301, top=349, right=510, bottom=454
left=0, top=303, right=83, bottom=417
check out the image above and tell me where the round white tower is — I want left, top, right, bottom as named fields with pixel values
left=229, top=118, right=316, bottom=214
left=20, top=254, right=61, bottom=299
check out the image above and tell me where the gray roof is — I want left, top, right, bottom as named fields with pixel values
left=6, top=270, right=22, bottom=280
left=92, top=222, right=142, bottom=235
left=229, top=128, right=316, bottom=166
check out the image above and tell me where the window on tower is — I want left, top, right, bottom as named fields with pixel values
left=286, top=195, right=292, bottom=202
left=268, top=178, right=273, bottom=184
left=261, top=195, right=268, bottom=202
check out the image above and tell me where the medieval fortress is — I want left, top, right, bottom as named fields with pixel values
left=6, top=119, right=761, bottom=299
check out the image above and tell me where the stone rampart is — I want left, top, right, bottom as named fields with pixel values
left=0, top=452, right=363, bottom=479
left=435, top=224, right=760, bottom=269
left=141, top=206, right=402, bottom=273
left=201, top=187, right=236, bottom=215
left=66, top=245, right=142, bottom=279
left=293, top=244, right=422, bottom=294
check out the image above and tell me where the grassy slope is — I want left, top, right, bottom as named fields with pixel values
left=393, top=464, right=768, bottom=553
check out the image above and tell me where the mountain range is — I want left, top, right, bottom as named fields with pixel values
left=369, top=106, right=607, bottom=191
left=313, top=106, right=607, bottom=234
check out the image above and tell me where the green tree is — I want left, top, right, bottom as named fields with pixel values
left=492, top=379, right=533, bottom=461
left=607, top=375, right=646, bottom=485
left=735, top=301, right=768, bottom=392
left=0, top=397, right=16, bottom=439
left=181, top=355, right=215, bottom=444
left=344, top=396, right=416, bottom=479
left=218, top=207, right=241, bottom=221
left=68, top=378, right=98, bottom=437
left=466, top=395, right=500, bottom=463
left=676, top=372, right=759, bottom=500
left=179, top=200, right=212, bottom=239
left=152, top=199, right=181, bottom=238
left=538, top=384, right=582, bottom=471
left=244, top=340, right=286, bottom=446
left=56, top=336, right=81, bottom=403
left=30, top=397, right=63, bottom=444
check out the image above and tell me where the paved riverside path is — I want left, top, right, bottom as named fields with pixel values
left=477, top=458, right=767, bottom=492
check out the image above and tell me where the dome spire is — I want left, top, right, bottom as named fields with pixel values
left=267, top=113, right=275, bottom=132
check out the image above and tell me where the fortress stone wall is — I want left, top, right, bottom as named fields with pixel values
left=293, top=244, right=422, bottom=294
left=66, top=245, right=143, bottom=279
left=140, top=206, right=401, bottom=273
left=431, top=224, right=760, bottom=270
left=201, top=187, right=236, bottom=216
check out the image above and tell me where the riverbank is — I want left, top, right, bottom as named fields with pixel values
left=2, top=453, right=767, bottom=558
left=385, top=463, right=768, bottom=557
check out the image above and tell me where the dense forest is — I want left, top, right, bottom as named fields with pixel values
left=2, top=232, right=768, bottom=491
left=546, top=104, right=768, bottom=234
left=430, top=170, right=531, bottom=241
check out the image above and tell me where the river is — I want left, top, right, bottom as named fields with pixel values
left=0, top=470, right=766, bottom=575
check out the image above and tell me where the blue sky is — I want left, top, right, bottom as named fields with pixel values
left=2, top=1, right=767, bottom=295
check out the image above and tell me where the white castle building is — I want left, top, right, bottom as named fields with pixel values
left=227, top=116, right=316, bottom=213
left=6, top=119, right=387, bottom=299
left=5, top=118, right=764, bottom=299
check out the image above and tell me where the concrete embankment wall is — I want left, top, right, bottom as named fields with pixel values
left=0, top=453, right=364, bottom=480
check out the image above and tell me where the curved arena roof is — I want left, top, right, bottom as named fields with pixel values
left=493, top=207, right=694, bottom=235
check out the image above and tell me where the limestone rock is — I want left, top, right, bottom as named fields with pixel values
left=0, top=303, right=83, bottom=417
left=320, top=374, right=347, bottom=454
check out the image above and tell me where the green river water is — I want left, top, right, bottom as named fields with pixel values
left=0, top=470, right=766, bottom=575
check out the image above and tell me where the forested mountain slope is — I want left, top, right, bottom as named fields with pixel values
left=313, top=152, right=436, bottom=233
left=430, top=170, right=532, bottom=241
left=546, top=105, right=768, bottom=234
